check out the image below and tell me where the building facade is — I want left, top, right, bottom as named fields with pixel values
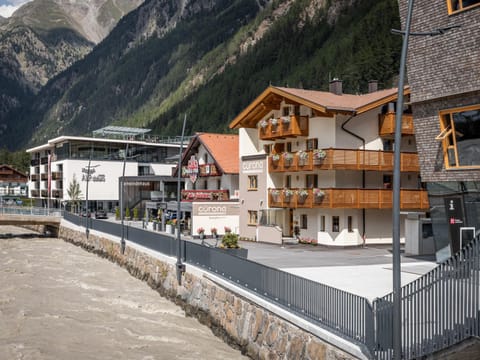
left=0, top=165, right=28, bottom=200
left=178, top=133, right=240, bottom=236
left=230, top=83, right=430, bottom=246
left=26, top=128, right=181, bottom=213
left=399, top=0, right=480, bottom=260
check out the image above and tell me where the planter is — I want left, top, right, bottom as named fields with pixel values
left=166, top=224, right=173, bottom=234
left=216, top=247, right=248, bottom=259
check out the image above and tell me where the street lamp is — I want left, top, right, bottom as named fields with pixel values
left=391, top=2, right=459, bottom=357
left=176, top=114, right=187, bottom=285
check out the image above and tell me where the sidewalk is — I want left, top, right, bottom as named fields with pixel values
left=120, top=218, right=438, bottom=301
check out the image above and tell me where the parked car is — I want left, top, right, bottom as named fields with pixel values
left=94, top=209, right=108, bottom=219
left=80, top=210, right=91, bottom=218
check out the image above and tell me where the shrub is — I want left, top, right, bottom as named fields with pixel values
left=133, top=207, right=139, bottom=220
left=221, top=232, right=239, bottom=249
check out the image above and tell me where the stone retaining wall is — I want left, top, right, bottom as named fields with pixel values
left=59, top=224, right=360, bottom=360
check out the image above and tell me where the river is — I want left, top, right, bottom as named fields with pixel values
left=0, top=226, right=247, bottom=360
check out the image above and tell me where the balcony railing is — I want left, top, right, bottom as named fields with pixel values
left=268, top=188, right=429, bottom=210
left=269, top=149, right=419, bottom=173
left=259, top=115, right=309, bottom=140
left=181, top=189, right=229, bottom=201
left=40, top=157, right=49, bottom=165
left=31, top=190, right=40, bottom=197
left=379, top=112, right=414, bottom=136
left=30, top=159, right=39, bottom=167
left=30, top=174, right=40, bottom=181
left=41, top=190, right=48, bottom=197
left=41, top=173, right=48, bottom=181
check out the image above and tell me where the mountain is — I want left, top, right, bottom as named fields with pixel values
left=0, top=0, right=143, bottom=142
left=4, top=0, right=402, bottom=150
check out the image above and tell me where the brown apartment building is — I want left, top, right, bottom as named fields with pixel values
left=399, top=0, right=480, bottom=260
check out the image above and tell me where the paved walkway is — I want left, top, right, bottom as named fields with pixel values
left=109, top=218, right=438, bottom=301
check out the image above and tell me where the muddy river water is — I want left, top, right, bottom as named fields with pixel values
left=0, top=226, right=246, bottom=360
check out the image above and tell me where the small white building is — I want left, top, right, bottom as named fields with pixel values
left=26, top=127, right=182, bottom=212
left=178, top=133, right=240, bottom=236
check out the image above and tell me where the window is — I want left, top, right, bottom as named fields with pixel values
left=447, top=0, right=480, bottom=14
left=264, top=144, right=272, bottom=155
left=294, top=105, right=300, bottom=116
left=248, top=210, right=258, bottom=225
left=286, top=142, right=292, bottom=152
left=217, top=179, right=221, bottom=190
left=306, top=138, right=318, bottom=150
left=282, top=106, right=291, bottom=116
left=348, top=216, right=353, bottom=232
left=437, top=105, right=480, bottom=168
left=285, top=175, right=291, bottom=188
left=305, top=174, right=318, bottom=188
left=320, top=216, right=325, bottom=232
left=248, top=175, right=258, bottom=190
left=332, top=216, right=340, bottom=232
left=300, top=214, right=308, bottom=229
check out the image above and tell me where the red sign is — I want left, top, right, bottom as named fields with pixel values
left=187, top=155, right=199, bottom=183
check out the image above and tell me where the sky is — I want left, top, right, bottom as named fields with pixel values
left=0, top=0, right=32, bottom=18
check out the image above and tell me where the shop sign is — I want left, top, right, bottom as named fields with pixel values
left=242, top=160, right=264, bottom=174
left=81, top=167, right=106, bottom=182
left=444, top=196, right=465, bottom=254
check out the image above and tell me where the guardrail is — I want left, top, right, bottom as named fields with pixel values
left=63, top=211, right=374, bottom=354
left=0, top=206, right=63, bottom=217
left=62, top=211, right=480, bottom=359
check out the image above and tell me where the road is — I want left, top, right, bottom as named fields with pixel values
left=0, top=226, right=246, bottom=360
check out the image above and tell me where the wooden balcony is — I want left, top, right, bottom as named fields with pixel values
left=268, top=188, right=429, bottom=210
left=259, top=115, right=309, bottom=140
left=379, top=112, right=414, bottom=136
left=268, top=149, right=419, bottom=173
left=181, top=189, right=229, bottom=201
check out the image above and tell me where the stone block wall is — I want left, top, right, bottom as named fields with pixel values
left=59, top=224, right=360, bottom=360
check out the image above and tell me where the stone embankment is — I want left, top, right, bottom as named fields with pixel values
left=59, top=222, right=363, bottom=360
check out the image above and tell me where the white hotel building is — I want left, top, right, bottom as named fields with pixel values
left=230, top=82, right=431, bottom=247
left=26, top=127, right=181, bottom=212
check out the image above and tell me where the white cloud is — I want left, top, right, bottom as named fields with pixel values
left=0, top=1, right=32, bottom=18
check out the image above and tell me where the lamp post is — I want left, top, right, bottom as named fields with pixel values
left=176, top=114, right=187, bottom=285
left=392, top=2, right=460, bottom=357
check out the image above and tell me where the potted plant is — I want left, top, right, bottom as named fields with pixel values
left=197, top=227, right=205, bottom=239
left=281, top=116, right=291, bottom=126
left=218, top=231, right=248, bottom=258
left=270, top=189, right=281, bottom=202
left=271, top=153, right=281, bottom=162
left=270, top=118, right=278, bottom=127
left=133, top=207, right=139, bottom=221
left=211, top=227, right=218, bottom=239
left=297, top=150, right=309, bottom=166
left=125, top=207, right=131, bottom=220
left=260, top=119, right=268, bottom=129
left=166, top=220, right=175, bottom=234
left=297, top=189, right=309, bottom=204
left=283, top=152, right=293, bottom=166
left=283, top=188, right=295, bottom=200
left=115, top=207, right=120, bottom=220
left=224, top=226, right=232, bottom=234
left=313, top=188, right=325, bottom=203
left=313, top=149, right=327, bottom=164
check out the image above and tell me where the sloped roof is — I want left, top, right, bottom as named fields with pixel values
left=229, top=85, right=409, bottom=129
left=198, top=133, right=239, bottom=174
left=0, top=164, right=28, bottom=182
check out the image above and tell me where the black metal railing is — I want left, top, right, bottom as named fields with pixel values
left=374, top=235, right=480, bottom=359
left=62, top=211, right=480, bottom=359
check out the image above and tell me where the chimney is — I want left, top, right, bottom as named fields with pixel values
left=368, top=80, right=378, bottom=93
left=329, top=78, right=342, bottom=95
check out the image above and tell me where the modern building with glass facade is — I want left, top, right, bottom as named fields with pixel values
left=399, top=0, right=480, bottom=260
left=26, top=127, right=182, bottom=213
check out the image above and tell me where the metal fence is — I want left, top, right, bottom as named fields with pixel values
left=63, top=212, right=374, bottom=353
left=374, top=236, right=480, bottom=359
left=0, top=206, right=63, bottom=217
left=62, top=212, right=480, bottom=359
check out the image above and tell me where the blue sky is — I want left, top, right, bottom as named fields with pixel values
left=0, top=0, right=32, bottom=17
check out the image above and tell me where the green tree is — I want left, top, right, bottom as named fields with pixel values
left=67, top=174, right=82, bottom=213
